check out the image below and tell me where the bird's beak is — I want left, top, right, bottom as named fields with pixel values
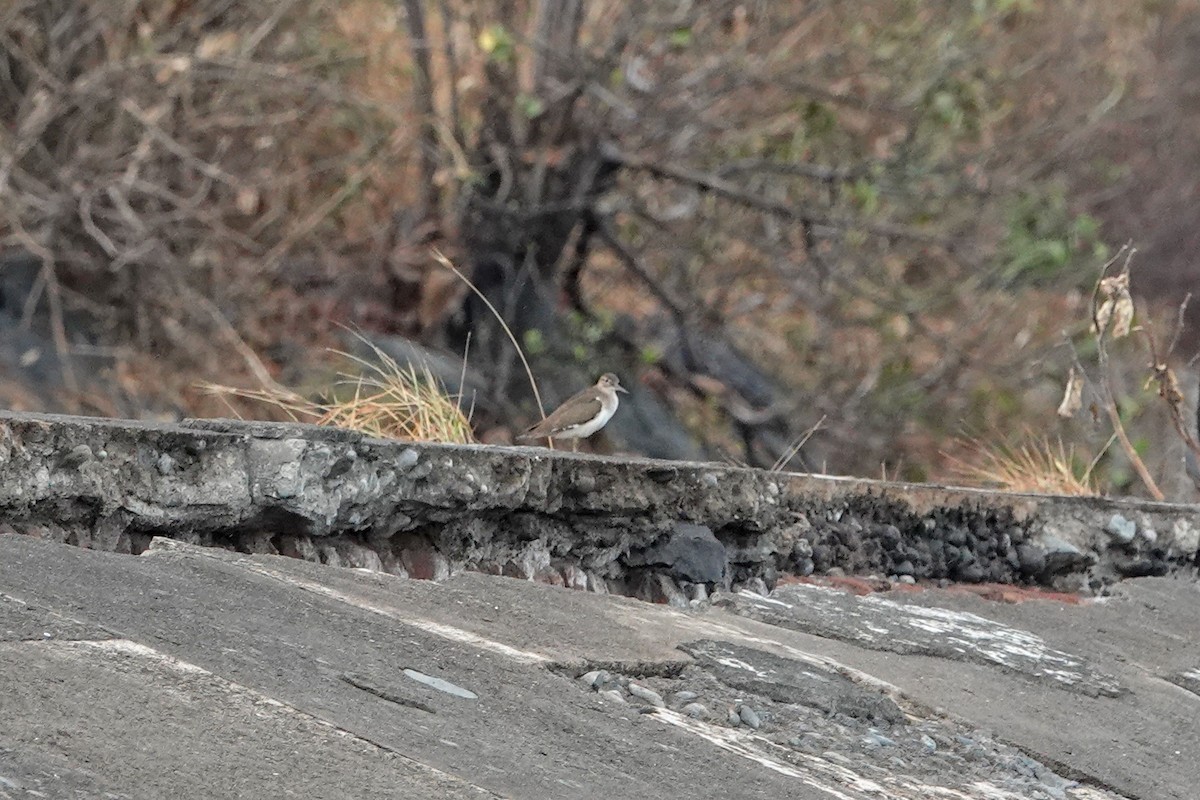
left=616, top=385, right=629, bottom=394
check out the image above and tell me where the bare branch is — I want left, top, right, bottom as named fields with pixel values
left=608, top=149, right=952, bottom=246
left=400, top=0, right=440, bottom=218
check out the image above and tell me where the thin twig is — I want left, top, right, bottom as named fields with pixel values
left=431, top=249, right=545, bottom=418
left=609, top=149, right=951, bottom=245
left=1088, top=247, right=1164, bottom=500
left=771, top=414, right=826, bottom=472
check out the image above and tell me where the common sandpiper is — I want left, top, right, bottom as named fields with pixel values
left=516, top=373, right=628, bottom=452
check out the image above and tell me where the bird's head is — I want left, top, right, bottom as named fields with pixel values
left=598, top=373, right=628, bottom=393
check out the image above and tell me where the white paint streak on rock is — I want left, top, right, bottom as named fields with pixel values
left=229, top=558, right=551, bottom=665
left=762, top=584, right=1122, bottom=697
left=714, top=656, right=768, bottom=677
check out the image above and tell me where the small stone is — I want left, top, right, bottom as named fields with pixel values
left=1114, top=557, right=1165, bottom=578
left=959, top=563, right=985, bottom=583
left=738, top=577, right=769, bottom=596
left=727, top=709, right=742, bottom=726
left=586, top=571, right=609, bottom=594
left=627, top=683, right=665, bottom=708
left=738, top=705, right=762, bottom=729
left=789, top=734, right=822, bottom=753
left=1016, top=543, right=1045, bottom=575
left=896, top=574, right=916, bottom=585
left=1172, top=518, right=1199, bottom=552
left=156, top=453, right=176, bottom=475
left=1141, top=527, right=1158, bottom=544
left=1040, top=535, right=1090, bottom=576
left=672, top=691, right=699, bottom=703
left=825, top=567, right=845, bottom=578
left=580, top=670, right=608, bottom=689
left=688, top=583, right=709, bottom=605
left=682, top=702, right=708, bottom=719
left=1104, top=514, right=1137, bottom=545
left=599, top=689, right=626, bottom=704
left=561, top=565, right=589, bottom=591
left=626, top=523, right=727, bottom=583
left=920, top=734, right=937, bottom=753
left=893, top=560, right=915, bottom=576
left=862, top=730, right=895, bottom=748
left=791, top=537, right=814, bottom=560
left=394, top=448, right=420, bottom=472
left=59, top=444, right=94, bottom=470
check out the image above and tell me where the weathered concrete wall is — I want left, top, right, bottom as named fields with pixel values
left=1, top=411, right=1196, bottom=600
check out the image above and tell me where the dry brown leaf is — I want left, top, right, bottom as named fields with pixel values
left=1110, top=291, right=1134, bottom=338
left=1057, top=367, right=1082, bottom=418
left=1093, top=296, right=1113, bottom=336
left=1094, top=272, right=1133, bottom=338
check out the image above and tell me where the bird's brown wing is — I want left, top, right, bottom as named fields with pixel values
left=521, top=392, right=603, bottom=437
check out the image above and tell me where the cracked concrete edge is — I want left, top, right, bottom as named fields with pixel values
left=0, top=410, right=1197, bottom=594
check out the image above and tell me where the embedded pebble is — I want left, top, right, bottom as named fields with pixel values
left=672, top=691, right=699, bottom=704
left=682, top=702, right=708, bottom=719
left=920, top=734, right=937, bottom=753
left=727, top=709, right=742, bottom=726
left=738, top=705, right=762, bottom=729
left=739, top=577, right=769, bottom=596
left=627, top=683, right=665, bottom=708
left=862, top=730, right=895, bottom=748
left=599, top=689, right=626, bottom=704
left=1104, top=514, right=1137, bottom=545
left=580, top=670, right=609, bottom=689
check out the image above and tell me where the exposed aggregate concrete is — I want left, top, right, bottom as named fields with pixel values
left=1, top=411, right=1197, bottom=603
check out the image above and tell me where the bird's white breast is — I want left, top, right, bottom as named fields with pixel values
left=558, top=392, right=619, bottom=439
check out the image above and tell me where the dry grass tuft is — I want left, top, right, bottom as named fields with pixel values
left=943, top=433, right=1112, bottom=496
left=204, top=340, right=474, bottom=444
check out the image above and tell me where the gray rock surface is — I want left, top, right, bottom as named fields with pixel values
left=722, top=584, right=1124, bottom=697
left=2, top=535, right=1198, bottom=799
left=625, top=522, right=727, bottom=583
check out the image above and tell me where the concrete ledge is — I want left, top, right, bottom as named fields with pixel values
left=1, top=411, right=1196, bottom=597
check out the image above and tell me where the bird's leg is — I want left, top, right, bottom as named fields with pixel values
left=571, top=440, right=579, bottom=453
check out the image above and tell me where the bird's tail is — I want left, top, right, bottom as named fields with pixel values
left=514, top=426, right=543, bottom=442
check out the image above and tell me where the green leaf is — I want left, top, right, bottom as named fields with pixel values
left=516, top=93, right=544, bottom=119
left=851, top=179, right=881, bottom=215
left=668, top=27, right=692, bottom=48
left=478, top=25, right=514, bottom=64
left=522, top=328, right=545, bottom=356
